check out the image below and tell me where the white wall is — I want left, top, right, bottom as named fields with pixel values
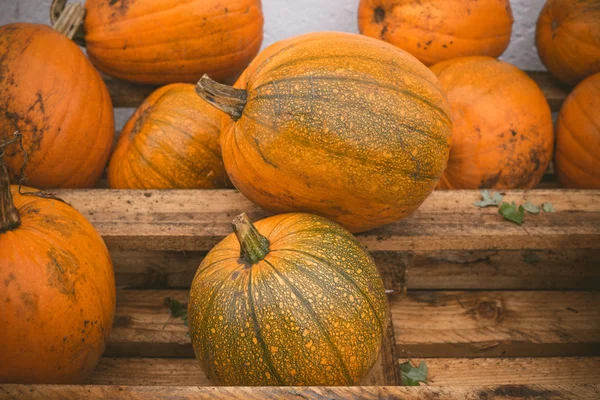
left=1, top=0, right=547, bottom=127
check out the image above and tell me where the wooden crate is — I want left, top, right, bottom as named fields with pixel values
left=1, top=73, right=600, bottom=399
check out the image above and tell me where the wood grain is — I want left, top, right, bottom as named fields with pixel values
left=104, top=290, right=600, bottom=358
left=52, top=189, right=600, bottom=252
left=105, top=71, right=570, bottom=112
left=1, top=384, right=598, bottom=399
left=86, top=357, right=600, bottom=387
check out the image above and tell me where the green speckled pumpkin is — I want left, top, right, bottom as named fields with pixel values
left=188, top=213, right=388, bottom=386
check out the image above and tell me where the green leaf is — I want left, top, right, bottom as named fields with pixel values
left=399, top=361, right=428, bottom=386
left=474, top=190, right=504, bottom=208
left=522, top=202, right=540, bottom=214
left=542, top=202, right=555, bottom=212
left=498, top=202, right=525, bottom=224
left=165, top=297, right=189, bottom=326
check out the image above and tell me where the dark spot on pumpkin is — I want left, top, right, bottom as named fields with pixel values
left=129, top=106, right=152, bottom=140
left=253, top=137, right=278, bottom=169
left=511, top=129, right=517, bottom=137
left=20, top=292, right=38, bottom=312
left=479, top=171, right=502, bottom=189
left=380, top=25, right=388, bottom=39
left=425, top=40, right=432, bottom=46
left=225, top=7, right=228, bottom=13
left=231, top=271, right=240, bottom=280
left=551, top=19, right=558, bottom=30
left=108, top=0, right=132, bottom=20
left=373, top=7, right=385, bottom=23
left=442, top=44, right=447, bottom=48
left=4, top=273, right=15, bottom=287
left=46, top=248, right=80, bottom=298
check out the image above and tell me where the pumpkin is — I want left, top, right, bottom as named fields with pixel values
left=358, top=0, right=513, bottom=66
left=555, top=72, right=600, bottom=188
left=0, top=137, right=116, bottom=383
left=50, top=0, right=264, bottom=85
left=431, top=57, right=554, bottom=190
left=0, top=19, right=114, bottom=189
left=188, top=212, right=388, bottom=386
left=196, top=32, right=452, bottom=233
left=536, top=0, right=600, bottom=86
left=108, top=84, right=229, bottom=189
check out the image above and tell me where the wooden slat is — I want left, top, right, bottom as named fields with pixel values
left=105, top=290, right=600, bottom=358
left=53, top=189, right=600, bottom=253
left=111, top=248, right=600, bottom=290
left=105, top=71, right=570, bottom=112
left=1, top=384, right=598, bottom=399
left=86, top=357, right=600, bottom=387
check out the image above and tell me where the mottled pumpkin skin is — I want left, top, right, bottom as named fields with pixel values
left=432, top=57, right=554, bottom=190
left=536, top=0, right=600, bottom=86
left=358, top=0, right=513, bottom=66
left=0, top=186, right=116, bottom=383
left=188, top=213, right=388, bottom=386
left=84, top=0, right=264, bottom=84
left=0, top=23, right=114, bottom=189
left=108, top=84, right=229, bottom=189
left=555, top=73, right=600, bottom=188
left=221, top=32, right=452, bottom=233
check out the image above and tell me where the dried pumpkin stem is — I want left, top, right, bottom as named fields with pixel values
left=0, top=135, right=21, bottom=233
left=232, top=213, right=270, bottom=265
left=196, top=75, right=247, bottom=121
left=50, top=0, right=86, bottom=44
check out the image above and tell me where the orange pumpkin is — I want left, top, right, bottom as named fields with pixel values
left=0, top=22, right=114, bottom=189
left=0, top=138, right=116, bottom=383
left=431, top=57, right=554, bottom=190
left=358, top=0, right=513, bottom=66
left=536, top=0, right=600, bottom=86
left=51, top=0, right=264, bottom=85
left=108, top=84, right=229, bottom=189
left=555, top=72, right=600, bottom=188
left=196, top=32, right=452, bottom=233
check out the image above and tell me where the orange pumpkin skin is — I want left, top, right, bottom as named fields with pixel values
left=0, top=186, right=116, bottom=383
left=0, top=23, right=114, bottom=189
left=555, top=73, right=600, bottom=188
left=431, top=57, right=554, bottom=190
left=108, top=84, right=229, bottom=189
left=84, top=0, right=264, bottom=85
left=214, top=32, right=452, bottom=233
left=358, top=0, right=513, bottom=66
left=536, top=0, right=600, bottom=86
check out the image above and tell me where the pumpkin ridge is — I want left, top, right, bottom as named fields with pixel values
left=269, top=249, right=385, bottom=338
left=129, top=137, right=182, bottom=188
left=558, top=25, right=600, bottom=48
left=572, top=96, right=600, bottom=134
left=192, top=256, right=239, bottom=281
left=262, top=258, right=354, bottom=385
left=246, top=266, right=285, bottom=385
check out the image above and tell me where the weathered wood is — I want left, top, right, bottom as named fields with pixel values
left=104, top=290, right=600, bottom=358
left=53, top=189, right=600, bottom=252
left=105, top=71, right=570, bottom=112
left=1, top=384, right=598, bottom=399
left=111, top=248, right=600, bottom=290
left=86, top=357, right=600, bottom=386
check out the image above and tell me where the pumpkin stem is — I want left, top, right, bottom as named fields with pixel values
left=232, top=213, right=270, bottom=265
left=50, top=0, right=86, bottom=44
left=0, top=133, right=21, bottom=233
left=196, top=75, right=247, bottom=121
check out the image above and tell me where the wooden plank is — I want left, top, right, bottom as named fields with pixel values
left=105, top=290, right=600, bottom=358
left=111, top=248, right=600, bottom=290
left=105, top=71, right=569, bottom=112
left=1, top=384, right=598, bottom=399
left=53, top=189, right=600, bottom=252
left=86, top=357, right=600, bottom=386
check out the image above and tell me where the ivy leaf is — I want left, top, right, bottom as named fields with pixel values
left=474, top=190, right=504, bottom=208
left=498, top=202, right=525, bottom=224
left=165, top=297, right=188, bottom=326
left=542, top=202, right=555, bottom=213
left=399, top=361, right=428, bottom=386
left=522, top=202, right=540, bottom=214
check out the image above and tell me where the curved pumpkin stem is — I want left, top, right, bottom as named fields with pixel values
left=196, top=75, right=247, bottom=121
left=0, top=133, right=22, bottom=233
left=50, top=0, right=86, bottom=45
left=232, top=213, right=270, bottom=265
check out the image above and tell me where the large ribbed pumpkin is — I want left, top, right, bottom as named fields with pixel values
left=51, top=0, right=264, bottom=85
left=358, top=0, right=513, bottom=66
left=431, top=57, right=554, bottom=190
left=536, top=0, right=600, bottom=86
left=0, top=144, right=116, bottom=383
left=0, top=22, right=114, bottom=189
left=555, top=72, right=600, bottom=188
left=108, top=84, right=229, bottom=189
left=188, top=213, right=388, bottom=386
left=196, top=32, right=452, bottom=233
